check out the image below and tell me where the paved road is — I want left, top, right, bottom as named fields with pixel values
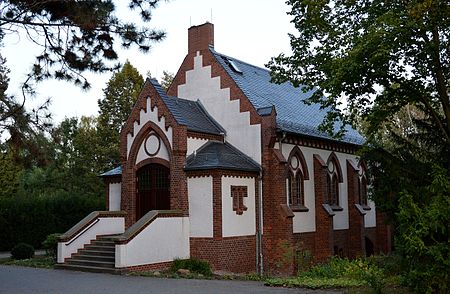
left=0, top=265, right=343, bottom=294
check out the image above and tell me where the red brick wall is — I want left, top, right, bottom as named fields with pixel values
left=313, top=154, right=334, bottom=262
left=346, top=159, right=365, bottom=258
left=119, top=80, right=188, bottom=228
left=190, top=236, right=256, bottom=273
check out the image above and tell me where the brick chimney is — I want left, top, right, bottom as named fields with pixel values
left=188, top=22, right=214, bottom=54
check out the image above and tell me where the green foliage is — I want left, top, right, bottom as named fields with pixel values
left=0, top=1, right=164, bottom=91
left=266, top=256, right=393, bottom=292
left=11, top=243, right=34, bottom=260
left=0, top=150, right=24, bottom=198
left=268, top=0, right=449, bottom=146
left=395, top=166, right=450, bottom=294
left=0, top=256, right=54, bottom=269
left=0, top=194, right=103, bottom=251
left=42, top=233, right=61, bottom=261
left=265, top=276, right=365, bottom=289
left=160, top=70, right=174, bottom=91
left=97, top=61, right=144, bottom=170
left=171, top=258, right=212, bottom=277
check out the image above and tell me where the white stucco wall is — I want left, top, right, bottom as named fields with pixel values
left=280, top=144, right=365, bottom=232
left=57, top=217, right=125, bottom=263
left=115, top=217, right=190, bottom=268
left=126, top=97, right=173, bottom=159
left=187, top=137, right=208, bottom=157
left=364, top=199, right=376, bottom=228
left=221, top=176, right=256, bottom=237
left=177, top=53, right=261, bottom=164
left=188, top=176, right=213, bottom=237
left=109, top=183, right=121, bottom=211
left=135, top=136, right=170, bottom=164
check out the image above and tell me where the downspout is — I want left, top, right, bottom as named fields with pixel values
left=257, top=172, right=263, bottom=275
left=278, top=131, right=287, bottom=154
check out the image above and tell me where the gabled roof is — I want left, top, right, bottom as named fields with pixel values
left=185, top=141, right=261, bottom=172
left=100, top=166, right=122, bottom=177
left=149, top=79, right=225, bottom=136
left=210, top=49, right=365, bottom=145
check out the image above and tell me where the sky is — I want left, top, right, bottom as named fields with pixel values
left=2, top=0, right=296, bottom=123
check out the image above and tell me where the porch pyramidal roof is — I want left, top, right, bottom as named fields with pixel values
left=185, top=141, right=261, bottom=172
left=210, top=48, right=365, bottom=146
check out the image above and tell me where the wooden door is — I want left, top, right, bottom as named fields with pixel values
left=136, top=164, right=170, bottom=220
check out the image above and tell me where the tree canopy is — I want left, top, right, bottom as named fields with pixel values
left=268, top=0, right=449, bottom=149
left=0, top=0, right=165, bottom=92
left=97, top=60, right=144, bottom=168
left=268, top=1, right=449, bottom=291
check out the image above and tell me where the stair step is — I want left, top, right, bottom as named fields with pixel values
left=55, top=263, right=126, bottom=275
left=78, top=250, right=114, bottom=257
left=67, top=259, right=115, bottom=268
left=83, top=245, right=115, bottom=252
left=73, top=254, right=115, bottom=262
left=91, top=240, right=115, bottom=246
left=97, top=234, right=121, bottom=241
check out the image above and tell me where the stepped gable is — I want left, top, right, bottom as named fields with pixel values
left=210, top=48, right=365, bottom=145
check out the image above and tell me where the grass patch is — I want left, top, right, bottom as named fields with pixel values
left=0, top=256, right=54, bottom=269
left=265, top=255, right=407, bottom=293
left=266, top=276, right=365, bottom=289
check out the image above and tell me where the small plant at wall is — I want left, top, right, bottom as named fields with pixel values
left=171, top=258, right=212, bottom=277
left=11, top=243, right=35, bottom=260
left=42, top=233, right=61, bottom=261
left=295, top=244, right=313, bottom=275
left=274, top=239, right=296, bottom=271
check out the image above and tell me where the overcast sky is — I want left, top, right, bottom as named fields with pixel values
left=2, top=0, right=295, bottom=123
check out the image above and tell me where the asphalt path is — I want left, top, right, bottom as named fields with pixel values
left=0, top=265, right=344, bottom=294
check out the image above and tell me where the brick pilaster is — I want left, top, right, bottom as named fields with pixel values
left=313, top=154, right=333, bottom=262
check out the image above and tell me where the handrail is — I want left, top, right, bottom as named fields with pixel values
left=59, top=211, right=127, bottom=243
left=111, top=210, right=183, bottom=244
left=66, top=219, right=100, bottom=246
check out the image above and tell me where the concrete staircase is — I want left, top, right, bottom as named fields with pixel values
left=55, top=235, right=125, bottom=274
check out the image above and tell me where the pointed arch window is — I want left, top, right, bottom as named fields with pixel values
left=287, top=147, right=309, bottom=212
left=358, top=161, right=371, bottom=210
left=326, top=153, right=343, bottom=211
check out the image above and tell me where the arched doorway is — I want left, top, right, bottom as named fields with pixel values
left=136, top=163, right=170, bottom=220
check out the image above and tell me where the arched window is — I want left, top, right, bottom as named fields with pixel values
left=287, top=147, right=309, bottom=211
left=326, top=153, right=343, bottom=210
left=358, top=161, right=370, bottom=210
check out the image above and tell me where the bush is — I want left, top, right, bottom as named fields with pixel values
left=171, top=258, right=212, bottom=276
left=395, top=167, right=450, bottom=294
left=11, top=243, right=35, bottom=260
left=0, top=193, right=103, bottom=251
left=42, top=233, right=61, bottom=260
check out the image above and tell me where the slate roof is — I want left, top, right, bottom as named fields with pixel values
left=100, top=166, right=122, bottom=177
left=149, top=79, right=225, bottom=136
left=210, top=49, right=365, bottom=145
left=185, top=141, right=261, bottom=172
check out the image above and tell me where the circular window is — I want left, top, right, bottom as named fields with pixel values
left=144, top=132, right=161, bottom=157
left=290, top=155, right=299, bottom=170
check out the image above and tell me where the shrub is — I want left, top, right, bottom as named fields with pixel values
left=171, top=258, right=212, bottom=276
left=0, top=193, right=103, bottom=251
left=42, top=233, right=61, bottom=260
left=395, top=167, right=450, bottom=294
left=11, top=243, right=35, bottom=260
